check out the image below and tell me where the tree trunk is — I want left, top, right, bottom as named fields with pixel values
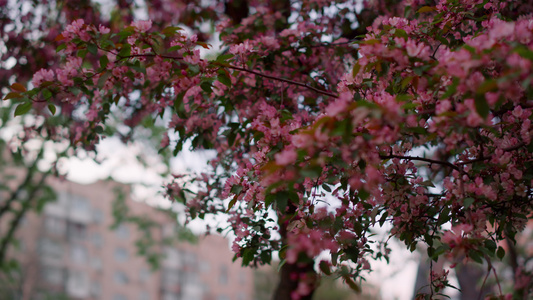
left=272, top=260, right=316, bottom=300
left=272, top=203, right=317, bottom=300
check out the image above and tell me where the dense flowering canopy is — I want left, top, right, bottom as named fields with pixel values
left=5, top=0, right=533, bottom=298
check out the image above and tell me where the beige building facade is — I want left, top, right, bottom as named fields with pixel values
left=2, top=179, right=254, bottom=300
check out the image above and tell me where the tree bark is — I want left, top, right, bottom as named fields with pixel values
left=273, top=261, right=316, bottom=300
left=272, top=203, right=317, bottom=300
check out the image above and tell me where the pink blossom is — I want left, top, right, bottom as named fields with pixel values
left=406, top=39, right=430, bottom=60
left=63, top=19, right=84, bottom=38
left=229, top=40, right=254, bottom=55
left=275, top=149, right=297, bottom=166
left=489, top=20, right=515, bottom=40
left=160, top=132, right=170, bottom=148
left=131, top=20, right=152, bottom=33
left=184, top=49, right=201, bottom=64
left=32, top=69, right=54, bottom=87
left=98, top=25, right=110, bottom=34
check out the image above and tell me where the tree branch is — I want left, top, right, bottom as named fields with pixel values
left=455, top=142, right=526, bottom=165
left=116, top=53, right=339, bottom=98
left=379, top=154, right=461, bottom=172
left=0, top=173, right=47, bottom=268
left=225, top=64, right=339, bottom=98
left=0, top=149, right=43, bottom=221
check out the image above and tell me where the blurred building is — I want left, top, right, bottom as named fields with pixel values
left=1, top=179, right=254, bottom=300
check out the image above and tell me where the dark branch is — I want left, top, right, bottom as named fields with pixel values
left=116, top=53, right=339, bottom=98
left=379, top=154, right=461, bottom=172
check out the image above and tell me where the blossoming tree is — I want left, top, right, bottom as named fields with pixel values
left=5, top=0, right=533, bottom=299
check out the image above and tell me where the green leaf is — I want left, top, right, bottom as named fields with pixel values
left=3, top=92, right=23, bottom=100
left=174, top=91, right=186, bottom=118
left=230, top=185, right=243, bottom=195
left=441, top=77, right=459, bottom=99
left=242, top=248, right=255, bottom=265
left=162, top=26, right=183, bottom=35
left=463, top=197, right=475, bottom=208
left=484, top=240, right=497, bottom=253
left=48, top=104, right=56, bottom=115
left=418, top=6, right=436, bottom=13
left=200, top=81, right=213, bottom=93
left=363, top=39, right=380, bottom=45
left=331, top=252, right=339, bottom=266
left=344, top=276, right=361, bottom=293
left=216, top=54, right=234, bottom=62
left=56, top=43, right=67, bottom=53
left=95, top=126, right=104, bottom=134
left=168, top=45, right=182, bottom=52
left=469, top=250, right=483, bottom=264
left=218, top=73, right=232, bottom=88
left=352, top=63, right=361, bottom=77
left=419, top=180, right=435, bottom=187
left=10, top=83, right=26, bottom=92
left=393, top=28, right=408, bottom=40
left=227, top=195, right=238, bottom=212
left=496, top=246, right=505, bottom=260
left=358, top=189, right=370, bottom=201
left=274, top=191, right=289, bottom=211
left=14, top=102, right=32, bottom=116
left=117, top=44, right=131, bottom=58
left=77, top=49, right=88, bottom=58
left=474, top=95, right=489, bottom=119
left=264, top=194, right=275, bottom=208
left=42, top=89, right=52, bottom=100
left=299, top=165, right=322, bottom=178
left=87, top=43, right=98, bottom=55
left=514, top=46, right=533, bottom=60
left=100, top=55, right=109, bottom=69
left=319, top=261, right=331, bottom=275
left=477, top=79, right=497, bottom=94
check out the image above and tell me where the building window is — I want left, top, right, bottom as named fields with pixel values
left=71, top=194, right=90, bottom=211
left=92, top=209, right=104, bottom=224
left=199, top=261, right=210, bottom=273
left=219, top=265, right=228, bottom=285
left=44, top=217, right=67, bottom=236
left=39, top=238, right=63, bottom=260
left=91, top=257, right=102, bottom=270
left=114, top=247, right=129, bottom=262
left=163, top=247, right=181, bottom=268
left=16, top=239, right=26, bottom=253
left=41, top=266, right=64, bottom=285
left=113, top=294, right=128, bottom=300
left=67, top=221, right=86, bottom=241
left=66, top=271, right=89, bottom=298
left=239, top=271, right=247, bottom=284
left=91, top=232, right=103, bottom=247
left=70, top=244, right=88, bottom=263
left=91, top=281, right=101, bottom=297
left=114, top=224, right=130, bottom=239
left=139, top=268, right=151, bottom=282
left=162, top=292, right=179, bottom=300
left=139, top=291, right=150, bottom=300
left=184, top=252, right=197, bottom=267
left=114, top=271, right=129, bottom=285
left=162, top=268, right=180, bottom=287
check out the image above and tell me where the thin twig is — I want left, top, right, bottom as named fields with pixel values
left=379, top=154, right=462, bottom=172
left=492, top=266, right=503, bottom=296
left=0, top=174, right=47, bottom=267
left=478, top=265, right=492, bottom=300
left=116, top=53, right=339, bottom=98
left=455, top=142, right=526, bottom=165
